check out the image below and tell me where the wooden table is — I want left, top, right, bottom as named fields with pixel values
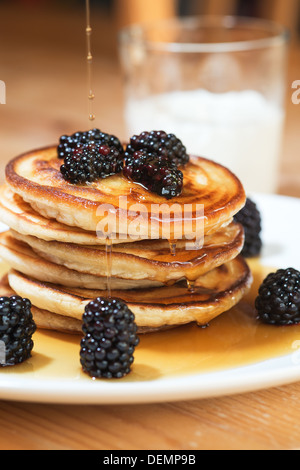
left=0, top=4, right=300, bottom=450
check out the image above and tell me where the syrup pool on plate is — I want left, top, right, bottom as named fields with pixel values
left=2, top=260, right=300, bottom=383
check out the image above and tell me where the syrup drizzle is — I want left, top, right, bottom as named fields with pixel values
left=106, top=238, right=112, bottom=298
left=85, top=0, right=95, bottom=121
left=169, top=239, right=177, bottom=257
left=186, top=279, right=196, bottom=293
left=86, top=0, right=110, bottom=296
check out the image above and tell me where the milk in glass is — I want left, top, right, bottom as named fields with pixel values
left=125, top=90, right=284, bottom=194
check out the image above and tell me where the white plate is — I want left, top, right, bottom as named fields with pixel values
left=0, top=193, right=300, bottom=404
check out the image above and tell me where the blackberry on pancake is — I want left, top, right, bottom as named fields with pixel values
left=123, top=150, right=183, bottom=199
left=57, top=128, right=124, bottom=160
left=60, top=141, right=124, bottom=185
left=125, top=130, right=189, bottom=166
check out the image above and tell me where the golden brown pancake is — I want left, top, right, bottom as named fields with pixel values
left=5, top=146, right=246, bottom=239
left=0, top=275, right=176, bottom=334
left=2, top=144, right=251, bottom=335
left=7, top=256, right=252, bottom=329
left=0, top=184, right=134, bottom=245
left=0, top=274, right=82, bottom=334
left=10, top=221, right=244, bottom=283
left=0, top=274, right=14, bottom=297
left=0, top=231, right=163, bottom=289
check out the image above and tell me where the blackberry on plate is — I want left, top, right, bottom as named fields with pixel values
left=123, top=150, right=183, bottom=199
left=0, top=296, right=36, bottom=367
left=125, top=130, right=189, bottom=166
left=80, top=298, right=140, bottom=379
left=255, top=268, right=300, bottom=326
left=57, top=128, right=124, bottom=160
left=234, top=197, right=262, bottom=258
left=60, top=141, right=124, bottom=185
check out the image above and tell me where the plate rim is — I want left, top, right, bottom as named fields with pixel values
left=0, top=192, right=300, bottom=404
left=0, top=352, right=299, bottom=404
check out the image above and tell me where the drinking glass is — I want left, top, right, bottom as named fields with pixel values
left=119, top=16, right=289, bottom=194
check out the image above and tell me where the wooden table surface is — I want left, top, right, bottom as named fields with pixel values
left=0, top=4, right=300, bottom=450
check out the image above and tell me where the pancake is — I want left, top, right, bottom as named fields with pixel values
left=5, top=146, right=246, bottom=239
left=0, top=185, right=134, bottom=245
left=10, top=221, right=244, bottom=283
left=0, top=274, right=14, bottom=297
left=0, top=231, right=163, bottom=289
left=0, top=275, right=175, bottom=334
left=0, top=274, right=82, bottom=333
left=7, top=256, right=252, bottom=329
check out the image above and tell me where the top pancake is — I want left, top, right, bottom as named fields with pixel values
left=6, top=146, right=246, bottom=239
left=0, top=184, right=134, bottom=245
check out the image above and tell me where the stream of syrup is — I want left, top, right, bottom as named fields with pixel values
left=86, top=0, right=95, bottom=122
left=86, top=0, right=113, bottom=298
left=106, top=238, right=112, bottom=298
left=83, top=4, right=204, bottom=297
left=169, top=239, right=177, bottom=257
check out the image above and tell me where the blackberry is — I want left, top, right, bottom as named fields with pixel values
left=0, top=296, right=36, bottom=367
left=255, top=268, right=300, bottom=326
left=123, top=150, right=183, bottom=199
left=60, top=141, right=124, bottom=185
left=57, top=128, right=124, bottom=160
left=80, top=298, right=139, bottom=379
left=234, top=198, right=262, bottom=258
left=125, top=130, right=189, bottom=166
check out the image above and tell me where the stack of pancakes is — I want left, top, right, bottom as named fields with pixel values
left=0, top=146, right=252, bottom=334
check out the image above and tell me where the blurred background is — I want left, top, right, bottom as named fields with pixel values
left=0, top=0, right=299, bottom=195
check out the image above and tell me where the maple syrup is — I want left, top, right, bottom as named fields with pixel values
left=169, top=240, right=177, bottom=257
left=105, top=238, right=112, bottom=298
left=186, top=278, right=196, bottom=293
left=85, top=0, right=95, bottom=121
left=129, top=260, right=300, bottom=380
left=1, top=260, right=300, bottom=383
